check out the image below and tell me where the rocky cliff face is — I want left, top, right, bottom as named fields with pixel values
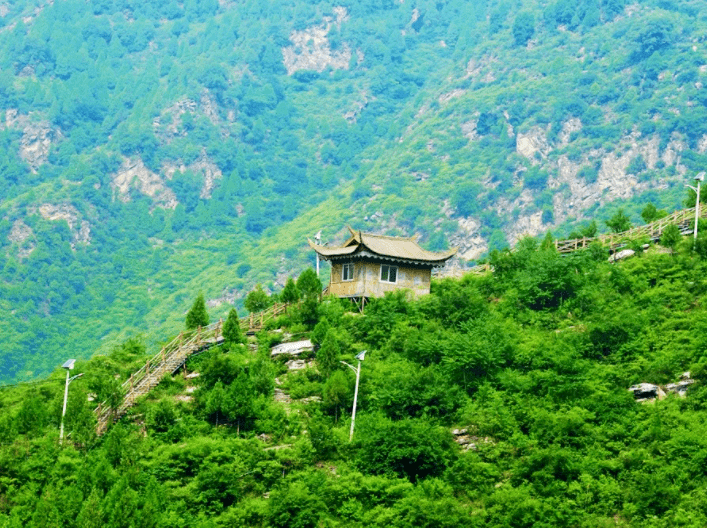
left=111, top=158, right=178, bottom=209
left=359, top=115, right=690, bottom=264
left=7, top=219, right=35, bottom=259
left=35, top=203, right=91, bottom=249
left=282, top=7, right=357, bottom=75
left=441, top=122, right=689, bottom=260
left=2, top=109, right=62, bottom=172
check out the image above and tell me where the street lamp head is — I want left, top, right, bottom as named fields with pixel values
left=61, top=359, right=76, bottom=370
left=355, top=350, right=367, bottom=362
left=696, top=172, right=705, bottom=182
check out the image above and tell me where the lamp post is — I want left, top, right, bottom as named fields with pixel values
left=314, top=230, right=322, bottom=277
left=59, top=359, right=83, bottom=445
left=686, top=172, right=706, bottom=245
left=340, top=350, right=366, bottom=442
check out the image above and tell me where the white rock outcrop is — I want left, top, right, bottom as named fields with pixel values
left=163, top=153, right=223, bottom=199
left=112, top=157, right=178, bottom=209
left=23, top=203, right=92, bottom=249
left=271, top=339, right=314, bottom=358
left=609, top=249, right=635, bottom=262
left=516, top=126, right=550, bottom=161
left=282, top=8, right=354, bottom=75
left=3, top=109, right=62, bottom=172
left=7, top=219, right=36, bottom=258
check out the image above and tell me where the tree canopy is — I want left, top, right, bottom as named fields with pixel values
left=186, top=292, right=209, bottom=329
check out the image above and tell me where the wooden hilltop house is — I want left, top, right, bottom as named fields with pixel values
left=309, top=227, right=457, bottom=307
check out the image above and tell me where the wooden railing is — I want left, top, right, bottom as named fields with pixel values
left=553, top=207, right=706, bottom=254
left=463, top=207, right=706, bottom=275
left=467, top=263, right=492, bottom=274
left=245, top=301, right=291, bottom=333
left=94, top=302, right=294, bottom=435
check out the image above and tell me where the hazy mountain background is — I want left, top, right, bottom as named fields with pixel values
left=1, top=0, right=706, bottom=381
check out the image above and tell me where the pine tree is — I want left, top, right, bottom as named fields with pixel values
left=222, top=308, right=244, bottom=345
left=139, top=476, right=165, bottom=527
left=660, top=223, right=682, bottom=254
left=317, top=329, right=341, bottom=378
left=104, top=477, right=141, bottom=528
left=281, top=277, right=300, bottom=303
left=540, top=231, right=556, bottom=251
left=227, top=375, right=255, bottom=435
left=296, top=268, right=322, bottom=299
left=205, top=381, right=231, bottom=426
left=322, top=370, right=350, bottom=423
left=76, top=488, right=104, bottom=528
left=186, top=292, right=209, bottom=329
left=606, top=209, right=632, bottom=233
left=244, top=284, right=269, bottom=313
left=641, top=203, right=667, bottom=223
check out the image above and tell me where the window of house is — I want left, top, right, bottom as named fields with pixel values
left=342, top=263, right=354, bottom=281
left=380, top=264, right=398, bottom=283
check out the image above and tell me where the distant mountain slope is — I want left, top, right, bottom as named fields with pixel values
left=1, top=0, right=707, bottom=381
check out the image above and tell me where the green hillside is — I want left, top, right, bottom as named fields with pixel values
left=3, top=0, right=707, bottom=380
left=3, top=231, right=707, bottom=526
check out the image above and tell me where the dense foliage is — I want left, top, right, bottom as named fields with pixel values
left=3, top=230, right=707, bottom=526
left=2, top=0, right=707, bottom=382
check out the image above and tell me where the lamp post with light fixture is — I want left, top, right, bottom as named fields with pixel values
left=340, top=350, right=366, bottom=442
left=685, top=172, right=705, bottom=246
left=59, top=359, right=83, bottom=445
left=314, top=230, right=322, bottom=277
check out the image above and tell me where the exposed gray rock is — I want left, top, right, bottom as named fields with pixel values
left=271, top=339, right=313, bottom=358
left=298, top=395, right=322, bottom=404
left=7, top=220, right=36, bottom=258
left=162, top=152, right=222, bottom=199
left=452, top=431, right=495, bottom=452
left=26, top=203, right=92, bottom=249
left=112, top=157, right=178, bottom=209
left=274, top=388, right=291, bottom=403
left=628, top=383, right=665, bottom=401
left=282, top=9, right=353, bottom=75
left=609, top=249, right=635, bottom=262
left=7, top=219, right=32, bottom=244
left=516, top=126, right=550, bottom=161
left=4, top=109, right=62, bottom=172
left=666, top=378, right=695, bottom=397
left=285, top=359, right=314, bottom=371
left=629, top=372, right=697, bottom=402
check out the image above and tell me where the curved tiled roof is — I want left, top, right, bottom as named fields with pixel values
left=308, top=229, right=456, bottom=263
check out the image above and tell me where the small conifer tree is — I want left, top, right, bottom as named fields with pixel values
left=296, top=268, right=322, bottom=299
left=281, top=277, right=300, bottom=303
left=186, top=293, right=209, bottom=329
left=606, top=209, right=632, bottom=233
left=222, top=308, right=244, bottom=345
left=660, top=224, right=682, bottom=255
left=641, top=203, right=667, bottom=224
left=245, top=284, right=270, bottom=313
left=317, top=329, right=341, bottom=377
left=541, top=231, right=556, bottom=251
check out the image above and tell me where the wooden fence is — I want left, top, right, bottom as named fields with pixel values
left=554, top=207, right=706, bottom=254
left=94, top=302, right=294, bottom=435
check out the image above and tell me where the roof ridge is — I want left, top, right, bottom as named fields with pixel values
left=360, top=231, right=417, bottom=242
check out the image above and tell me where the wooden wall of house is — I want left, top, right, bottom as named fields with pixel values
left=328, top=261, right=432, bottom=298
left=329, top=262, right=366, bottom=297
